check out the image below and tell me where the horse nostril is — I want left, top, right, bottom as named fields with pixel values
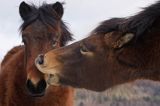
left=26, top=79, right=47, bottom=97
left=38, top=54, right=44, bottom=65
left=26, top=80, right=35, bottom=93
left=37, top=79, right=47, bottom=93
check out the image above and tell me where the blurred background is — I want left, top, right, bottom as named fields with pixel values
left=1, top=0, right=160, bottom=106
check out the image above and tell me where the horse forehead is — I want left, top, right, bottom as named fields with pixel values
left=24, top=20, right=52, bottom=34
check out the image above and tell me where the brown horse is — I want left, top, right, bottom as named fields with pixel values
left=36, top=1, right=160, bottom=91
left=0, top=1, right=74, bottom=106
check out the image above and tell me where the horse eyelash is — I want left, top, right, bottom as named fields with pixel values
left=52, top=39, right=58, bottom=48
left=22, top=39, right=26, bottom=44
left=52, top=42, right=57, bottom=47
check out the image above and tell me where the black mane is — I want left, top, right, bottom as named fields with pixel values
left=20, top=2, right=73, bottom=46
left=93, top=18, right=125, bottom=34
left=93, top=1, right=160, bottom=40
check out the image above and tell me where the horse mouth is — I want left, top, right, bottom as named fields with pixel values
left=30, top=92, right=45, bottom=97
left=47, top=74, right=79, bottom=88
left=35, top=60, right=60, bottom=75
left=46, top=74, right=60, bottom=86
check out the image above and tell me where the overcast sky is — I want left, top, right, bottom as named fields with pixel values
left=0, top=0, right=157, bottom=60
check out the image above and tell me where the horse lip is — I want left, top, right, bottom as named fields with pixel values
left=29, top=92, right=45, bottom=97
left=36, top=65, right=60, bottom=75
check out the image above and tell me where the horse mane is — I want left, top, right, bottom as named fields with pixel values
left=93, top=18, right=125, bottom=34
left=93, top=1, right=160, bottom=41
left=20, top=2, right=73, bottom=46
left=1, top=45, right=24, bottom=66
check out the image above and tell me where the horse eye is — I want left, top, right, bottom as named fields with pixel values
left=52, top=42, right=57, bottom=47
left=80, top=45, right=89, bottom=54
left=52, top=41, right=57, bottom=48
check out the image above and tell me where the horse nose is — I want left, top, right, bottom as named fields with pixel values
left=37, top=54, right=44, bottom=65
left=26, top=79, right=47, bottom=97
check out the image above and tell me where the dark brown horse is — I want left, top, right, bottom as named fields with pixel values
left=0, top=1, right=74, bottom=106
left=36, top=1, right=160, bottom=91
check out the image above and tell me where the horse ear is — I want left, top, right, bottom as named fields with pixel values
left=113, top=33, right=134, bottom=48
left=19, top=1, right=32, bottom=21
left=52, top=2, right=64, bottom=18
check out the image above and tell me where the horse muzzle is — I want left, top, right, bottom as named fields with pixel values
left=26, top=79, right=47, bottom=97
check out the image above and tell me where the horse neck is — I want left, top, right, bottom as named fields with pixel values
left=113, top=28, right=160, bottom=85
left=1, top=47, right=28, bottom=105
left=132, top=25, right=160, bottom=81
